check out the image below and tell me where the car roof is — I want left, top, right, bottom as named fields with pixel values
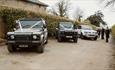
left=19, top=18, right=43, bottom=21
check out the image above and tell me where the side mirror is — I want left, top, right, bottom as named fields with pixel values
left=13, top=28, right=16, bottom=31
left=56, top=28, right=58, bottom=30
left=16, top=20, right=19, bottom=24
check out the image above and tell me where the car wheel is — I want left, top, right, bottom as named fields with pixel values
left=36, top=43, right=44, bottom=53
left=80, top=33, right=84, bottom=39
left=73, top=37, right=78, bottom=43
left=57, top=36, right=62, bottom=42
left=7, top=44, right=16, bottom=53
left=55, top=33, right=58, bottom=39
left=94, top=36, right=97, bottom=40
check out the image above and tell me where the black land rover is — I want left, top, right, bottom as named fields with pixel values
left=55, top=22, right=78, bottom=43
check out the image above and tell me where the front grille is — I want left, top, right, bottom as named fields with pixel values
left=15, top=35, right=31, bottom=41
left=64, top=32, right=74, bottom=36
left=89, top=34, right=95, bottom=36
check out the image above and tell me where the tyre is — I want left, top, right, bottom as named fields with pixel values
left=94, top=36, right=97, bottom=40
left=80, top=33, right=84, bottom=39
left=55, top=33, right=58, bottom=39
left=57, top=36, right=62, bottom=42
left=7, top=44, right=16, bottom=53
left=36, top=43, right=44, bottom=53
left=73, top=37, right=78, bottom=43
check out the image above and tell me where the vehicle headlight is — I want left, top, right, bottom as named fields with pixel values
left=10, top=35, right=15, bottom=39
left=33, top=35, right=37, bottom=39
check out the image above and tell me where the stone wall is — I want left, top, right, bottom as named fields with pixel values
left=0, top=0, right=46, bottom=13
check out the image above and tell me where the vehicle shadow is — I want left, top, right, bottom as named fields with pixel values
left=80, top=38, right=98, bottom=41
left=8, top=47, right=41, bottom=54
left=57, top=39, right=78, bottom=43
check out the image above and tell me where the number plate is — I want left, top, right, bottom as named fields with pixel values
left=66, top=36, right=72, bottom=38
left=19, top=45, right=28, bottom=47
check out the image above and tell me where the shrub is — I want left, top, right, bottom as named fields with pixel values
left=0, top=6, right=76, bottom=37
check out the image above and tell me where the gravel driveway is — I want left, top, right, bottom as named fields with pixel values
left=0, top=38, right=113, bottom=70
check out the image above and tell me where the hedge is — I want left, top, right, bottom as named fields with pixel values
left=0, top=6, right=77, bottom=37
left=112, top=25, right=115, bottom=39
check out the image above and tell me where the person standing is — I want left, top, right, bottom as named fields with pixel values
left=105, top=27, right=110, bottom=43
left=101, top=28, right=105, bottom=39
left=97, top=29, right=101, bottom=38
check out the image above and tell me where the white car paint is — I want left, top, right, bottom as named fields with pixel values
left=77, top=25, right=98, bottom=38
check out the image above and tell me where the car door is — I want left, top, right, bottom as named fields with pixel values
left=42, top=21, right=48, bottom=43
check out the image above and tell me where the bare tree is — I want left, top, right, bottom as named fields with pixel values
left=74, top=7, right=84, bottom=22
left=101, top=0, right=115, bottom=7
left=50, top=0, right=70, bottom=17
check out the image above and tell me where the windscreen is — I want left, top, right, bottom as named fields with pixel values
left=20, top=20, right=43, bottom=28
left=59, top=22, right=73, bottom=30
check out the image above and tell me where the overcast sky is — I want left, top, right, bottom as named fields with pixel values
left=40, top=0, right=115, bottom=27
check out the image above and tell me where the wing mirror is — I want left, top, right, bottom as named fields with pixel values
left=13, top=28, right=16, bottom=31
left=16, top=20, right=19, bottom=24
left=56, top=28, right=58, bottom=30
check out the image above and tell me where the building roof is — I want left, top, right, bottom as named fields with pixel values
left=24, top=0, right=48, bottom=7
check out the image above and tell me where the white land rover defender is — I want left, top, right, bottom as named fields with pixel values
left=77, top=25, right=98, bottom=40
left=7, top=18, right=48, bottom=53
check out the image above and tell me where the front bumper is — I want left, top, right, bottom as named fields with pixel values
left=59, top=31, right=78, bottom=38
left=83, top=34, right=97, bottom=38
left=7, top=40, right=41, bottom=45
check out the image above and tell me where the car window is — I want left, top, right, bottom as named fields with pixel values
left=59, top=22, right=73, bottom=29
left=20, top=20, right=43, bottom=28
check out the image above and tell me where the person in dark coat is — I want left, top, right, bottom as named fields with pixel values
left=101, top=28, right=105, bottom=39
left=105, top=27, right=110, bottom=43
left=97, top=29, right=101, bottom=38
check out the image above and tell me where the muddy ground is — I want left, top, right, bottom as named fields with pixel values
left=0, top=38, right=113, bottom=70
